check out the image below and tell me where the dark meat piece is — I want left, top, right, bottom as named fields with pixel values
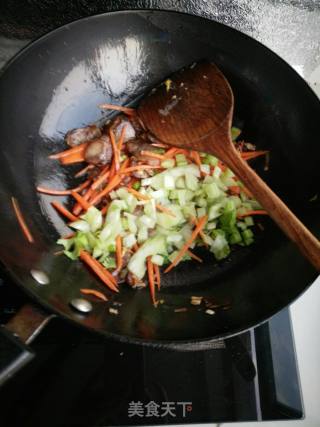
left=111, top=114, right=137, bottom=142
left=84, top=135, right=113, bottom=165
left=65, top=125, right=101, bottom=147
left=127, top=140, right=161, bottom=167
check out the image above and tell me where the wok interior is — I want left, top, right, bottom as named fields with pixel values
left=0, top=11, right=319, bottom=343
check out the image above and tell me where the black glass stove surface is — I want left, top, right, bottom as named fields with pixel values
left=0, top=2, right=309, bottom=425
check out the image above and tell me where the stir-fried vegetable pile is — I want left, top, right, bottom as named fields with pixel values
left=38, top=105, right=268, bottom=306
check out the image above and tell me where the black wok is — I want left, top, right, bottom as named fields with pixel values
left=0, top=10, right=319, bottom=381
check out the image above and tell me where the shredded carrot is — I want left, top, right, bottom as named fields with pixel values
left=101, top=204, right=109, bottom=215
left=49, top=143, right=87, bottom=160
left=190, top=216, right=209, bottom=247
left=91, top=167, right=110, bottom=190
left=90, top=175, right=123, bottom=205
left=153, top=264, right=161, bottom=290
left=155, top=204, right=176, bottom=217
left=36, top=179, right=90, bottom=196
left=99, top=103, right=135, bottom=116
left=187, top=249, right=203, bottom=263
left=72, top=186, right=95, bottom=215
left=237, top=210, right=268, bottom=218
left=51, top=201, right=78, bottom=222
left=127, top=187, right=149, bottom=200
left=60, top=151, right=85, bottom=165
left=109, top=127, right=120, bottom=172
left=133, top=243, right=139, bottom=252
left=229, top=186, right=241, bottom=195
left=115, top=235, right=123, bottom=272
left=117, top=125, right=127, bottom=152
left=190, top=150, right=202, bottom=168
left=147, top=257, right=157, bottom=306
left=164, top=215, right=208, bottom=273
left=71, top=190, right=91, bottom=211
left=140, top=150, right=166, bottom=161
left=151, top=142, right=168, bottom=148
left=164, top=147, right=179, bottom=158
left=241, top=151, right=269, bottom=161
left=11, top=197, right=34, bottom=243
left=80, top=288, right=108, bottom=301
left=80, top=250, right=118, bottom=292
left=121, top=165, right=162, bottom=174
left=127, top=188, right=176, bottom=217
left=74, top=164, right=94, bottom=178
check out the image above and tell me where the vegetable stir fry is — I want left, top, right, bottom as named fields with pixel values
left=38, top=105, right=268, bottom=306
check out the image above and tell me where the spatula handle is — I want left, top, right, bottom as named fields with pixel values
left=225, top=148, right=320, bottom=271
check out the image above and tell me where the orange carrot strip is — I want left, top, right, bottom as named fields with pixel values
left=109, top=127, right=120, bottom=172
left=187, top=249, right=203, bottom=263
left=37, top=179, right=90, bottom=196
left=80, top=250, right=118, bottom=292
left=11, top=197, right=34, bottom=243
left=99, top=103, right=135, bottom=116
left=127, top=187, right=150, bottom=200
left=241, top=150, right=269, bottom=161
left=80, top=288, right=108, bottom=301
left=229, top=186, right=241, bottom=195
left=153, top=263, right=161, bottom=291
left=74, top=164, right=94, bottom=178
left=190, top=150, right=202, bottom=168
left=164, top=215, right=208, bottom=273
left=90, top=175, right=123, bottom=205
left=133, top=243, right=139, bottom=252
left=91, top=167, right=110, bottom=190
left=117, top=125, right=127, bottom=152
left=101, top=204, right=109, bottom=215
left=190, top=216, right=208, bottom=247
left=72, top=185, right=95, bottom=215
left=147, top=256, right=157, bottom=306
left=60, top=151, right=85, bottom=165
left=151, top=142, right=168, bottom=148
left=242, top=186, right=253, bottom=198
left=155, top=204, right=176, bottom=217
left=140, top=150, right=167, bottom=160
left=51, top=201, right=78, bottom=222
left=127, top=188, right=176, bottom=217
left=120, top=165, right=162, bottom=173
left=71, top=190, right=91, bottom=211
left=237, top=210, right=268, bottom=218
left=164, top=147, right=179, bottom=158
left=49, top=143, right=87, bottom=160
left=115, top=235, right=123, bottom=272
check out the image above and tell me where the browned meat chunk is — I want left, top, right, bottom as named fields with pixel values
left=84, top=135, right=113, bottom=165
left=111, top=114, right=137, bottom=142
left=126, top=272, right=146, bottom=289
left=65, top=125, right=101, bottom=147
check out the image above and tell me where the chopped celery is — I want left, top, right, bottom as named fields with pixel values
left=163, top=174, right=175, bottom=189
left=69, top=220, right=91, bottom=233
left=244, top=216, right=254, bottom=227
left=203, top=182, right=221, bottom=200
left=185, top=173, right=199, bottom=191
left=229, top=229, right=242, bottom=244
left=208, top=203, right=223, bottom=220
left=80, top=206, right=102, bottom=232
left=121, top=218, right=129, bottom=230
left=123, top=233, right=137, bottom=248
left=128, top=235, right=166, bottom=279
left=236, top=221, right=247, bottom=231
left=132, top=181, right=141, bottom=190
left=182, top=203, right=197, bottom=219
left=231, top=126, right=241, bottom=141
left=139, top=215, right=156, bottom=229
left=212, top=166, right=222, bottom=179
left=176, top=176, right=186, bottom=189
left=205, top=154, right=219, bottom=166
left=210, top=233, right=230, bottom=260
left=206, top=221, right=217, bottom=230
left=242, top=228, right=254, bottom=245
left=197, top=207, right=206, bottom=218
left=175, top=153, right=188, bottom=166
left=200, top=164, right=210, bottom=175
left=151, top=254, right=164, bottom=266
left=161, top=159, right=175, bottom=168
left=144, top=199, right=157, bottom=219
left=137, top=226, right=148, bottom=244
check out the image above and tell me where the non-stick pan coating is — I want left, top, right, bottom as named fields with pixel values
left=0, top=10, right=319, bottom=344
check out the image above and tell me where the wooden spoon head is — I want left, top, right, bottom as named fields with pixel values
left=138, top=62, right=234, bottom=154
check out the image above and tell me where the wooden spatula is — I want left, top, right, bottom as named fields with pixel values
left=138, top=62, right=320, bottom=270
